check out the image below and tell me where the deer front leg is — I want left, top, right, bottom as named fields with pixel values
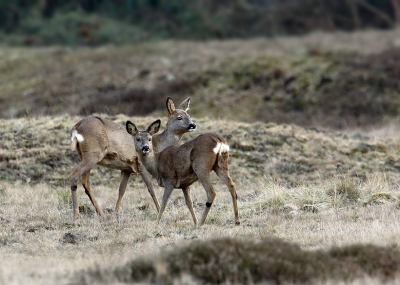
left=114, top=170, right=131, bottom=214
left=182, top=187, right=198, bottom=226
left=156, top=183, right=174, bottom=225
left=138, top=163, right=161, bottom=212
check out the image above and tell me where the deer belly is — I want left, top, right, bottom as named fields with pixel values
left=98, top=158, right=132, bottom=171
left=177, top=174, right=198, bottom=188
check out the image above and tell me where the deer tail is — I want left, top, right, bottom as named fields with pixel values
left=71, top=137, right=78, bottom=151
left=216, top=142, right=230, bottom=171
left=70, top=129, right=83, bottom=151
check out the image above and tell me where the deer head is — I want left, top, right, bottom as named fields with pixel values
left=166, top=97, right=196, bottom=134
left=126, top=119, right=161, bottom=154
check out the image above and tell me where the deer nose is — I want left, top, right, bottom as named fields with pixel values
left=188, top=123, right=196, bottom=132
left=142, top=146, right=150, bottom=153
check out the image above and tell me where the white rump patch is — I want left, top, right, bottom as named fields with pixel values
left=213, top=143, right=221, bottom=154
left=220, top=143, right=229, bottom=153
left=71, top=130, right=84, bottom=142
left=213, top=143, right=229, bottom=154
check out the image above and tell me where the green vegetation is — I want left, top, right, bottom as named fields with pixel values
left=11, top=11, right=148, bottom=46
left=0, top=1, right=398, bottom=45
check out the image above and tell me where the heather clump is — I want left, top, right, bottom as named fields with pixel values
left=74, top=237, right=400, bottom=284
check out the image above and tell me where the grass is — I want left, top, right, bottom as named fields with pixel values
left=2, top=29, right=400, bottom=129
left=2, top=116, right=400, bottom=284
left=4, top=30, right=400, bottom=284
left=56, top=188, right=72, bottom=209
left=2, top=174, right=400, bottom=284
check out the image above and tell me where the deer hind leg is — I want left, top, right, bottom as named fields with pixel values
left=69, top=168, right=81, bottom=216
left=197, top=172, right=216, bottom=226
left=82, top=170, right=104, bottom=216
left=156, top=183, right=174, bottom=225
left=214, top=167, right=240, bottom=226
left=182, top=186, right=198, bottom=226
left=114, top=170, right=131, bottom=214
left=69, top=153, right=103, bottom=216
left=138, top=163, right=161, bottom=212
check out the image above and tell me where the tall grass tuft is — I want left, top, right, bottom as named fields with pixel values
left=253, top=177, right=287, bottom=213
left=56, top=189, right=72, bottom=209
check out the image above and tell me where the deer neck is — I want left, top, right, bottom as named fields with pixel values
left=153, top=130, right=181, bottom=152
left=138, top=151, right=159, bottom=181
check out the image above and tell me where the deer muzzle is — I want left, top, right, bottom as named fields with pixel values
left=188, top=123, right=197, bottom=132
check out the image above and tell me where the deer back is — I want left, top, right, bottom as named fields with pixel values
left=156, top=133, right=229, bottom=187
left=101, top=119, right=138, bottom=162
left=72, top=116, right=139, bottom=171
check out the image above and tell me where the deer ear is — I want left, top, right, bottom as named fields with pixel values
left=147, top=119, right=161, bottom=135
left=166, top=97, right=176, bottom=115
left=126, top=121, right=139, bottom=136
left=178, top=97, right=190, bottom=111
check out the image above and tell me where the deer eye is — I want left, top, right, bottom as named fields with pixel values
left=149, top=138, right=151, bottom=141
left=136, top=138, right=140, bottom=141
left=177, top=117, right=182, bottom=120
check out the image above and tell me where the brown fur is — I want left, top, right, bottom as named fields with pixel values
left=126, top=120, right=240, bottom=226
left=69, top=97, right=195, bottom=216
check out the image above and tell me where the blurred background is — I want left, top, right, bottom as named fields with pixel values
left=0, top=0, right=398, bottom=44
left=1, top=0, right=400, bottom=129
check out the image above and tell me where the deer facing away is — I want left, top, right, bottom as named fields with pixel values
left=126, top=119, right=240, bottom=226
left=69, top=97, right=196, bottom=216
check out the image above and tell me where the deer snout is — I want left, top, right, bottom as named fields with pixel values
left=142, top=146, right=150, bottom=153
left=188, top=123, right=196, bottom=132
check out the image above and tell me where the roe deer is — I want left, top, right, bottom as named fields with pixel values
left=69, top=97, right=196, bottom=216
left=126, top=119, right=240, bottom=226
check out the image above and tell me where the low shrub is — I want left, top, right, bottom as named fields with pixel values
left=73, top=237, right=400, bottom=284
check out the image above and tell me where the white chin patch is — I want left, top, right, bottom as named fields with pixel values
left=189, top=129, right=194, bottom=132
left=142, top=150, right=150, bottom=154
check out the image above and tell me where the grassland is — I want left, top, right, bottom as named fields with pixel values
left=3, top=29, right=400, bottom=284
left=2, top=115, right=400, bottom=284
left=2, top=29, right=400, bottom=129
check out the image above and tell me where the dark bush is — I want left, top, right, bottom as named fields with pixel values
left=0, top=0, right=397, bottom=45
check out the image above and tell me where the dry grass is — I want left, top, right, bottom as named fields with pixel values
left=2, top=112, right=400, bottom=283
left=4, top=29, right=400, bottom=283
left=3, top=114, right=400, bottom=188
left=2, top=159, right=400, bottom=283
left=2, top=29, right=400, bottom=129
